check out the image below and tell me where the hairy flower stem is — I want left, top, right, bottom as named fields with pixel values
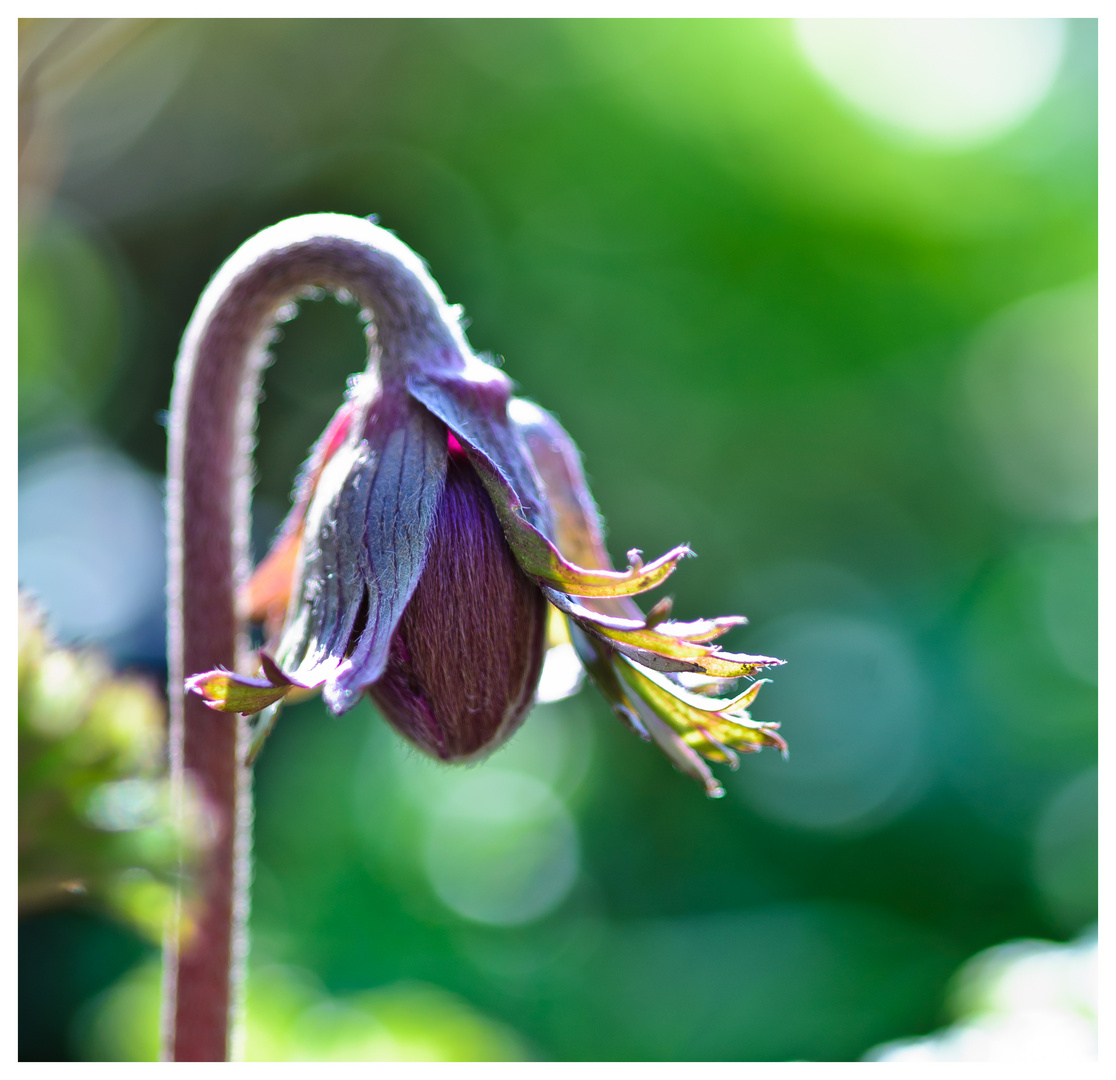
left=164, top=215, right=468, bottom=1060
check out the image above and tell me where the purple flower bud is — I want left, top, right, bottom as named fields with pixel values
left=369, top=449, right=547, bottom=761
left=186, top=216, right=786, bottom=795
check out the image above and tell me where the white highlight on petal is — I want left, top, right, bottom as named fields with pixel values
left=507, top=396, right=546, bottom=427
left=534, top=642, right=585, bottom=704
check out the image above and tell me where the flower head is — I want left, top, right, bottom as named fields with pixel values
left=187, top=233, right=785, bottom=796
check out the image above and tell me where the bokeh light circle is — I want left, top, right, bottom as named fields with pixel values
left=18, top=446, right=166, bottom=643
left=733, top=612, right=928, bottom=833
left=1032, top=766, right=1097, bottom=931
left=421, top=769, right=579, bottom=926
left=794, top=19, right=1065, bottom=147
left=961, top=281, right=1097, bottom=524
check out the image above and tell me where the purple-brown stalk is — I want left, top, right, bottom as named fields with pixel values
left=165, top=215, right=787, bottom=1060
left=164, top=217, right=467, bottom=1061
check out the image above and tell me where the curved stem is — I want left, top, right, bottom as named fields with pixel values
left=163, top=214, right=464, bottom=1061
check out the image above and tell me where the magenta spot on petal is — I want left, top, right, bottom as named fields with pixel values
left=320, top=400, right=356, bottom=462
left=447, top=432, right=466, bottom=457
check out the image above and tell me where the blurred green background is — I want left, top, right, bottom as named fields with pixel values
left=18, top=18, right=1096, bottom=1061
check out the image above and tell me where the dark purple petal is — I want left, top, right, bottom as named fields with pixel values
left=409, top=376, right=694, bottom=600
left=508, top=397, right=611, bottom=573
left=370, top=453, right=547, bottom=761
left=276, top=395, right=448, bottom=713
left=406, top=363, right=553, bottom=536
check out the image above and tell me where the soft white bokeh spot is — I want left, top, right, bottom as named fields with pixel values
left=868, top=929, right=1097, bottom=1061
left=19, top=446, right=166, bottom=643
left=421, top=769, right=579, bottom=926
left=85, top=779, right=164, bottom=833
left=794, top=19, right=1065, bottom=147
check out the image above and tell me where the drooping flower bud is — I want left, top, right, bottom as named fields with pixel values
left=185, top=215, right=787, bottom=796
left=369, top=449, right=547, bottom=760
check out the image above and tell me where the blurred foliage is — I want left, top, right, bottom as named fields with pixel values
left=869, top=925, right=1097, bottom=1060
left=18, top=593, right=207, bottom=939
left=79, top=960, right=529, bottom=1061
left=18, top=17, right=1095, bottom=1062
